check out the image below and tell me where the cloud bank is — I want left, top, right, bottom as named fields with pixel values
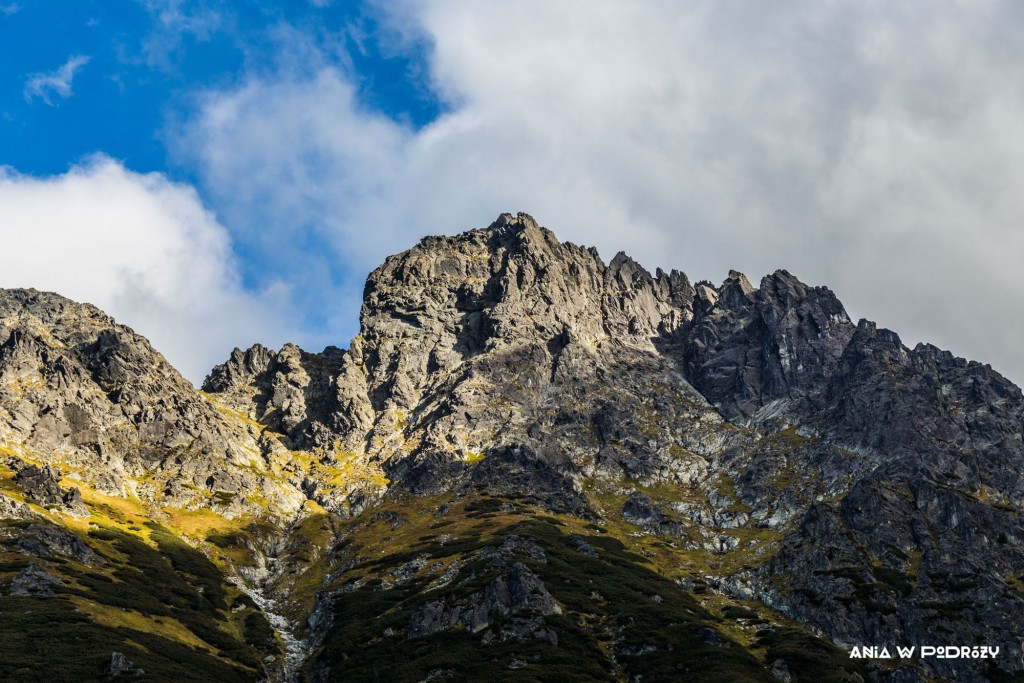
left=178, top=0, right=1024, bottom=385
left=0, top=157, right=294, bottom=383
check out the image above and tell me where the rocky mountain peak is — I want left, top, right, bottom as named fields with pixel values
left=336, top=217, right=707, bottom=456
left=4, top=216, right=1024, bottom=681
left=485, top=211, right=551, bottom=250
left=0, top=287, right=112, bottom=329
left=0, top=288, right=308, bottom=516
left=726, top=268, right=754, bottom=291
left=718, top=269, right=755, bottom=308
left=204, top=215, right=877, bottom=485
left=202, top=343, right=276, bottom=393
left=361, top=213, right=696, bottom=357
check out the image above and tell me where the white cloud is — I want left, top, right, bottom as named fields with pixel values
left=181, top=67, right=417, bottom=337
left=139, top=0, right=222, bottom=68
left=0, top=156, right=295, bottom=384
left=143, top=0, right=220, bottom=33
left=179, top=1, right=1024, bottom=385
left=189, top=69, right=413, bottom=262
left=24, top=55, right=90, bottom=105
left=0, top=4, right=19, bottom=16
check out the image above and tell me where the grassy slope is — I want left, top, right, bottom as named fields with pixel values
left=0, top=462, right=281, bottom=683
left=0, top=454, right=901, bottom=682
left=0, top=409, right=912, bottom=683
left=298, top=493, right=866, bottom=683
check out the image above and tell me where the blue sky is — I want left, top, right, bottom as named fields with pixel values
left=3, top=1, right=1024, bottom=386
left=1, top=1, right=438, bottom=176
left=0, top=0, right=440, bottom=312
left=1, top=0, right=446, bottom=378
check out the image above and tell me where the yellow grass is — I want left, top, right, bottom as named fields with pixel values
left=69, top=596, right=213, bottom=652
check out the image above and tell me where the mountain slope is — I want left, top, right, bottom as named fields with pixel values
left=1, top=213, right=1022, bottom=681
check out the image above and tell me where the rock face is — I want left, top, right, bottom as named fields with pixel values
left=202, top=342, right=347, bottom=451
left=11, top=462, right=87, bottom=515
left=0, top=289, right=306, bottom=517
left=106, top=652, right=144, bottom=677
left=2, top=212, right=1023, bottom=682
left=9, top=564, right=63, bottom=596
left=756, top=322, right=1024, bottom=681
left=206, top=213, right=719, bottom=512
left=679, top=268, right=855, bottom=422
left=408, top=561, right=561, bottom=639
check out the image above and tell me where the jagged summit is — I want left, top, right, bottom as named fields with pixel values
left=204, top=215, right=1024, bottom=680
left=2, top=214, right=1023, bottom=681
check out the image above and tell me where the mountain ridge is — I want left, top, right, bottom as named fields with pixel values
left=0, top=212, right=1021, bottom=682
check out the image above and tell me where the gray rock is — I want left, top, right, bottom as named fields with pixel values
left=0, top=288, right=307, bottom=518
left=769, top=658, right=791, bottom=682
left=13, top=463, right=66, bottom=507
left=482, top=534, right=547, bottom=565
left=61, top=486, right=88, bottom=516
left=16, top=522, right=104, bottom=565
left=621, top=492, right=661, bottom=525
left=567, top=534, right=598, bottom=558
left=10, top=564, right=63, bottom=596
left=696, top=627, right=728, bottom=646
left=106, top=651, right=144, bottom=677
left=0, top=491, right=35, bottom=520
left=10, top=462, right=87, bottom=515
left=408, top=562, right=560, bottom=639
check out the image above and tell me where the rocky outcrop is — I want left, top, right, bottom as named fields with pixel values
left=0, top=288, right=307, bottom=518
left=0, top=491, right=34, bottom=520
left=408, top=562, right=561, bottom=641
left=755, top=322, right=1024, bottom=682
left=106, top=652, right=144, bottom=678
left=202, top=342, right=346, bottom=450
left=9, top=564, right=63, bottom=596
left=14, top=521, right=104, bottom=565
left=679, top=268, right=855, bottom=422
left=11, top=462, right=88, bottom=516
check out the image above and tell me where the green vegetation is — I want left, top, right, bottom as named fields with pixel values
left=0, top=595, right=252, bottom=683
left=146, top=521, right=229, bottom=609
left=244, top=612, right=277, bottom=651
left=0, top=512, right=281, bottom=682
left=928, top=571, right=980, bottom=593
left=721, top=605, right=760, bottom=621
left=755, top=626, right=865, bottom=683
left=814, top=563, right=917, bottom=615
left=1008, top=574, right=1024, bottom=599
left=0, top=516, right=276, bottom=679
left=304, top=495, right=863, bottom=682
left=920, top=599, right=976, bottom=619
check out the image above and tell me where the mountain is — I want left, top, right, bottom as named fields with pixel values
left=1, top=212, right=1022, bottom=682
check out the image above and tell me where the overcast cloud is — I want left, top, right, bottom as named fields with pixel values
left=0, top=157, right=295, bottom=382
left=175, top=0, right=1024, bottom=385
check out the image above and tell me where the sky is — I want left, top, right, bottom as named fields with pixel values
left=2, top=1, right=1024, bottom=387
